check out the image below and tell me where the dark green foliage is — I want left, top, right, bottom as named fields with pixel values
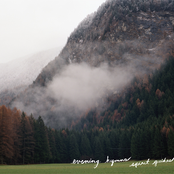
left=69, top=134, right=80, bottom=162
left=34, top=116, right=50, bottom=163
left=58, top=132, right=69, bottom=163
left=109, top=130, right=119, bottom=159
left=20, top=112, right=34, bottom=164
left=102, top=134, right=112, bottom=159
left=153, top=126, right=166, bottom=159
left=131, top=125, right=151, bottom=160
left=70, top=56, right=174, bottom=160
left=47, top=128, right=58, bottom=163
left=167, top=129, right=174, bottom=157
left=93, top=137, right=105, bottom=162
left=80, top=134, right=92, bottom=159
left=2, top=57, right=174, bottom=164
left=118, top=130, right=131, bottom=158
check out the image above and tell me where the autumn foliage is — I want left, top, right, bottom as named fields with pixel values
left=0, top=105, right=21, bottom=164
left=155, top=89, right=164, bottom=99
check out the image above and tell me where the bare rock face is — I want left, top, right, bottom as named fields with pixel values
left=11, top=0, right=174, bottom=129
left=34, top=0, right=174, bottom=87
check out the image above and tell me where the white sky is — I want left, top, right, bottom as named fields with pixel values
left=0, top=0, right=106, bottom=63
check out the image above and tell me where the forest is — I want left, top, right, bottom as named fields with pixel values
left=1, top=56, right=174, bottom=165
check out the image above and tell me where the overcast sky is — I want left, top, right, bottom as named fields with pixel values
left=0, top=0, right=106, bottom=63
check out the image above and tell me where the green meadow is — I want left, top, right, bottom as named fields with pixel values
left=0, top=160, right=174, bottom=174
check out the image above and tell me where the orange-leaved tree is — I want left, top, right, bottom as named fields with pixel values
left=0, top=105, right=14, bottom=164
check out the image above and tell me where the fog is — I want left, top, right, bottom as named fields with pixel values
left=48, top=62, right=133, bottom=112
left=0, top=0, right=106, bottom=63
left=11, top=34, right=173, bottom=128
left=0, top=47, right=62, bottom=92
left=11, top=58, right=134, bottom=128
left=6, top=0, right=174, bottom=129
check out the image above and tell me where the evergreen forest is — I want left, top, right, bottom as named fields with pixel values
left=1, top=56, right=174, bottom=164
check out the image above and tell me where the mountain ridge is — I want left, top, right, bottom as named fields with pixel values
left=34, top=0, right=174, bottom=88
left=1, top=0, right=174, bottom=165
left=0, top=47, right=62, bottom=105
left=10, top=0, right=174, bottom=128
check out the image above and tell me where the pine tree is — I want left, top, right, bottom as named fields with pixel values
left=93, top=136, right=105, bottom=162
left=11, top=108, right=22, bottom=164
left=34, top=116, right=50, bottom=163
left=54, top=130, right=61, bottom=162
left=69, top=134, right=80, bottom=162
left=80, top=134, right=92, bottom=159
left=167, top=129, right=174, bottom=157
left=153, top=126, right=166, bottom=159
left=109, top=130, right=119, bottom=159
left=47, top=128, right=58, bottom=163
left=119, top=130, right=131, bottom=158
left=54, top=129, right=69, bottom=163
left=131, top=130, right=139, bottom=159
left=20, top=112, right=35, bottom=164
left=103, top=134, right=112, bottom=159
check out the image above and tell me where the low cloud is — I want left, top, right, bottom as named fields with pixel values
left=11, top=34, right=174, bottom=128
left=12, top=60, right=134, bottom=129
left=48, top=62, right=133, bottom=112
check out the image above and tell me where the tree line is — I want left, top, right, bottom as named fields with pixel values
left=1, top=56, right=174, bottom=164
left=0, top=106, right=174, bottom=165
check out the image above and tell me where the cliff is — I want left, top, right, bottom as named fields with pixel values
left=11, top=0, right=174, bottom=129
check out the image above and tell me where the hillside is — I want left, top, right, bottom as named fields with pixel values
left=0, top=47, right=62, bottom=105
left=1, top=57, right=174, bottom=164
left=34, top=0, right=174, bottom=86
left=10, top=0, right=174, bottom=129
left=1, top=0, right=174, bottom=165
left=71, top=56, right=174, bottom=130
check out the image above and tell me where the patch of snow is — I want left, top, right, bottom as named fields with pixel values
left=0, top=47, right=62, bottom=92
left=69, top=58, right=72, bottom=64
left=148, top=48, right=156, bottom=51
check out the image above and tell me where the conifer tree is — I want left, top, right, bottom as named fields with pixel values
left=80, top=134, right=92, bottom=159
left=118, top=130, right=131, bottom=158
left=94, top=137, right=105, bottom=162
left=103, top=134, right=112, bottom=159
left=20, top=112, right=35, bottom=164
left=167, top=129, right=174, bottom=157
left=69, top=134, right=80, bottom=162
left=0, top=105, right=14, bottom=164
left=54, top=130, right=63, bottom=162
left=34, top=116, right=50, bottom=163
left=109, top=130, right=119, bottom=159
left=47, top=128, right=58, bottom=163
left=11, top=108, right=22, bottom=164
left=153, top=126, right=166, bottom=159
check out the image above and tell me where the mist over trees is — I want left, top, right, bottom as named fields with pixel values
left=0, top=56, right=174, bottom=164
left=1, top=0, right=174, bottom=165
left=8, top=0, right=174, bottom=131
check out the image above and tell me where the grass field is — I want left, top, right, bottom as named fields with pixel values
left=0, top=160, right=174, bottom=174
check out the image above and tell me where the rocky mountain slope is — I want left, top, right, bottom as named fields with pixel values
left=34, top=0, right=174, bottom=86
left=10, top=0, right=174, bottom=128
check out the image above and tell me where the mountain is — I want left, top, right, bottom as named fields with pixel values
left=1, top=56, right=174, bottom=165
left=71, top=56, right=174, bottom=130
left=34, top=0, right=174, bottom=86
left=0, top=47, right=62, bottom=105
left=10, top=0, right=174, bottom=129
left=1, top=0, right=174, bottom=164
